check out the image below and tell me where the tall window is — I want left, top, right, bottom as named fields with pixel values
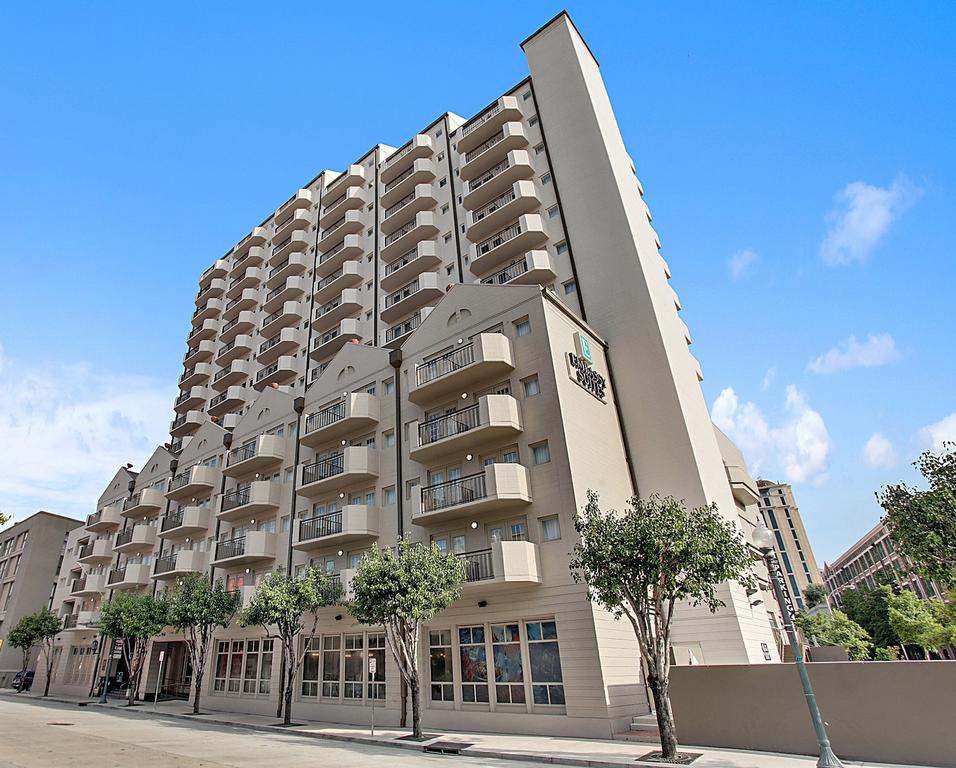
left=491, top=623, right=525, bottom=703
left=214, top=640, right=269, bottom=695
left=301, top=637, right=321, bottom=697
left=343, top=634, right=364, bottom=699
left=527, top=621, right=565, bottom=705
left=368, top=633, right=386, bottom=700
left=429, top=630, right=454, bottom=702
left=458, top=626, right=489, bottom=703
left=322, top=635, right=341, bottom=697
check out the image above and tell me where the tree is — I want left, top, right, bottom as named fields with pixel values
left=873, top=645, right=901, bottom=661
left=30, top=608, right=63, bottom=696
left=8, top=612, right=44, bottom=684
left=840, top=584, right=901, bottom=653
left=99, top=592, right=169, bottom=706
left=166, top=574, right=240, bottom=713
left=886, top=589, right=954, bottom=658
left=348, top=537, right=466, bottom=740
left=239, top=568, right=341, bottom=725
left=569, top=491, right=756, bottom=760
left=0, top=511, right=10, bottom=527
left=802, top=583, right=828, bottom=609
left=795, top=610, right=871, bottom=660
left=879, top=442, right=956, bottom=589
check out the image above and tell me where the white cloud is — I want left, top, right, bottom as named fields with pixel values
left=728, top=249, right=759, bottom=280
left=807, top=333, right=901, bottom=375
left=863, top=432, right=896, bottom=469
left=820, top=175, right=921, bottom=265
left=919, top=413, right=956, bottom=452
left=761, top=368, right=776, bottom=391
left=712, top=385, right=831, bottom=484
left=0, top=342, right=172, bottom=527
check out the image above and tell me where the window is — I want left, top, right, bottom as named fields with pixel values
left=491, top=623, right=525, bottom=703
left=344, top=634, right=365, bottom=698
left=534, top=143, right=545, bottom=155
left=540, top=172, right=551, bottom=185
left=441, top=204, right=449, bottom=214
left=368, top=633, right=386, bottom=699
left=563, top=280, right=577, bottom=295
left=301, top=637, right=321, bottom=697
left=458, top=626, right=489, bottom=703
left=383, top=486, right=396, bottom=505
left=527, top=620, right=564, bottom=705
left=541, top=516, right=561, bottom=541
left=522, top=90, right=532, bottom=101
left=547, top=205, right=559, bottom=219
left=522, top=376, right=540, bottom=397
left=444, top=232, right=452, bottom=243
left=555, top=241, right=568, bottom=255
left=439, top=178, right=448, bottom=188
left=532, top=442, right=551, bottom=465
left=529, top=115, right=538, bottom=126
left=430, top=629, right=454, bottom=701
left=322, top=635, right=342, bottom=697
left=384, top=379, right=395, bottom=395
left=514, top=317, right=531, bottom=337
left=384, top=430, right=395, bottom=448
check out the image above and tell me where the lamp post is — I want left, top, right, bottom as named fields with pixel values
left=752, top=521, right=844, bottom=768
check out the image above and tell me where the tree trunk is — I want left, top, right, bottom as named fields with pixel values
left=409, top=673, right=422, bottom=739
left=44, top=653, right=53, bottom=697
left=284, top=680, right=294, bottom=726
left=192, top=669, right=203, bottom=714
left=400, top=678, right=407, bottom=728
left=283, top=642, right=294, bottom=726
left=275, top=655, right=285, bottom=719
left=647, top=670, right=678, bottom=759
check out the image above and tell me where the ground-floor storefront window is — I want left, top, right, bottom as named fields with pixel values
left=301, top=631, right=385, bottom=703
left=64, top=645, right=95, bottom=686
left=213, top=638, right=273, bottom=695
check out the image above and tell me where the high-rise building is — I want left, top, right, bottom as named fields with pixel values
left=756, top=480, right=824, bottom=610
left=43, top=13, right=782, bottom=736
left=0, top=511, right=82, bottom=687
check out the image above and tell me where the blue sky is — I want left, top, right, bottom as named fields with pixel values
left=1, top=2, right=954, bottom=562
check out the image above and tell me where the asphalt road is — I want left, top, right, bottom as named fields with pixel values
left=0, top=697, right=539, bottom=768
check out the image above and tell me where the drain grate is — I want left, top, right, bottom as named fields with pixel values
left=47, top=722, right=75, bottom=727
left=636, top=751, right=702, bottom=765
left=424, top=741, right=474, bottom=755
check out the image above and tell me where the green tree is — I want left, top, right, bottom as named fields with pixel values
left=886, top=589, right=954, bottom=658
left=8, top=612, right=43, bottom=683
left=879, top=442, right=956, bottom=589
left=873, top=645, right=901, bottom=661
left=348, top=538, right=466, bottom=740
left=840, top=585, right=901, bottom=653
left=166, top=574, right=240, bottom=714
left=802, top=583, right=828, bottom=609
left=239, top=568, right=341, bottom=725
left=99, top=592, right=169, bottom=706
left=0, top=511, right=10, bottom=527
left=569, top=491, right=756, bottom=760
left=795, top=610, right=871, bottom=660
left=30, top=608, right=63, bottom=697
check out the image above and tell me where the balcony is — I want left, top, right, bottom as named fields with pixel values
left=199, top=260, right=229, bottom=288
left=217, top=481, right=281, bottom=522
left=263, top=276, right=308, bottom=314
left=319, top=187, right=364, bottom=228
left=299, top=447, right=379, bottom=497
left=381, top=184, right=437, bottom=235
left=232, top=227, right=267, bottom=259
left=257, top=327, right=303, bottom=366
left=70, top=574, right=106, bottom=598
left=77, top=538, right=114, bottom=564
left=381, top=158, right=438, bottom=208
left=310, top=318, right=361, bottom=361
left=462, top=150, right=535, bottom=210
left=412, top=464, right=532, bottom=526
left=317, top=210, right=363, bottom=252
left=113, top=524, right=157, bottom=554
left=212, top=531, right=277, bottom=567
left=293, top=506, right=380, bottom=551
left=228, top=246, right=266, bottom=279
left=273, top=208, right=311, bottom=242
left=187, top=318, right=220, bottom=344
left=192, top=298, right=224, bottom=324
left=184, top=340, right=216, bottom=367
left=122, top=488, right=165, bottom=519
left=174, top=386, right=209, bottom=413
left=314, top=260, right=362, bottom=303
left=469, top=214, right=547, bottom=276
left=380, top=135, right=434, bottom=185
left=108, top=563, right=151, bottom=590
left=215, top=335, right=254, bottom=366
left=225, top=434, right=285, bottom=477
left=226, top=266, right=264, bottom=298
left=458, top=540, right=542, bottom=591
left=62, top=610, right=100, bottom=630
left=380, top=241, right=441, bottom=293
left=208, top=386, right=246, bottom=417
left=456, top=96, right=522, bottom=155
left=170, top=410, right=204, bottom=438
left=153, top=549, right=209, bottom=580
left=159, top=505, right=211, bottom=538
left=459, top=122, right=529, bottom=181
left=223, top=288, right=259, bottom=321
left=166, top=464, right=220, bottom=502
left=382, top=308, right=429, bottom=347
left=86, top=504, right=123, bottom=533
left=196, top=277, right=227, bottom=305
left=380, top=271, right=443, bottom=324
left=212, top=360, right=253, bottom=390
left=409, top=395, right=522, bottom=463
left=316, top=234, right=363, bottom=278
left=276, top=189, right=313, bottom=219
left=323, top=165, right=366, bottom=197
left=466, top=180, right=541, bottom=242
left=479, top=250, right=555, bottom=287
left=726, top=465, right=760, bottom=507
left=180, top=363, right=213, bottom=388
left=380, top=211, right=438, bottom=262
left=266, top=252, right=308, bottom=289
left=409, top=333, right=514, bottom=404
left=253, top=356, right=297, bottom=390
left=312, top=289, right=362, bottom=332
left=301, top=393, right=379, bottom=447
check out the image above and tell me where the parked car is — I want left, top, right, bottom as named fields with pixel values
left=12, top=670, right=34, bottom=692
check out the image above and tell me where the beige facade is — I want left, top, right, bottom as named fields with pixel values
left=755, top=480, right=824, bottom=611
left=42, top=12, right=784, bottom=736
left=0, top=511, right=81, bottom=686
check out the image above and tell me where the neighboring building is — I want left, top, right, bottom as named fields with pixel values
left=0, top=511, right=82, bottom=686
left=756, top=480, right=823, bottom=611
left=43, top=12, right=783, bottom=736
left=824, top=521, right=946, bottom=608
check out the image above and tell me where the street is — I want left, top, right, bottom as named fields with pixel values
left=0, top=697, right=536, bottom=768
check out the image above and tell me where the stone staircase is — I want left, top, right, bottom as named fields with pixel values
left=616, top=713, right=660, bottom=742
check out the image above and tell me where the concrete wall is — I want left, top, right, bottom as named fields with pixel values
left=670, top=662, right=956, bottom=767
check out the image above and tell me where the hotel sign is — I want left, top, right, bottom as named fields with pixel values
left=568, top=332, right=607, bottom=402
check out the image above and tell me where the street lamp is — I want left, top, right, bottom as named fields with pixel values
left=752, top=521, right=844, bottom=768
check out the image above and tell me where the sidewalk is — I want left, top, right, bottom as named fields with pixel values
left=0, top=689, right=935, bottom=768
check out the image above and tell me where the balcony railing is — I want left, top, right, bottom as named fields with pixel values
left=154, top=554, right=177, bottom=575
left=161, top=510, right=184, bottom=532
left=385, top=281, right=419, bottom=308
left=471, top=187, right=517, bottom=223
left=259, top=334, right=283, bottom=354
left=272, top=235, right=292, bottom=256
left=418, top=405, right=480, bottom=446
left=481, top=257, right=528, bottom=285
left=179, top=367, right=196, bottom=383
left=168, top=470, right=193, bottom=492
left=383, top=163, right=417, bottom=194
left=228, top=441, right=257, bottom=466
left=461, top=103, right=502, bottom=138
left=385, top=315, right=421, bottom=342
left=216, top=537, right=246, bottom=560
left=261, top=308, right=284, bottom=329
left=302, top=454, right=344, bottom=485
left=458, top=548, right=494, bottom=582
left=384, top=248, right=418, bottom=276
left=221, top=485, right=252, bottom=512
left=468, top=158, right=509, bottom=193
left=416, top=343, right=475, bottom=385
left=299, top=511, right=343, bottom=542
left=256, top=362, right=280, bottom=382
left=422, top=472, right=487, bottom=513
left=475, top=221, right=521, bottom=257
left=382, top=139, right=415, bottom=169
left=464, top=129, right=505, bottom=163
left=78, top=543, right=95, bottom=559
left=322, top=191, right=348, bottom=214
left=314, top=297, right=342, bottom=320
left=383, top=218, right=419, bottom=247
left=108, top=567, right=128, bottom=585
left=305, top=401, right=346, bottom=433
left=123, top=494, right=142, bottom=511
left=171, top=414, right=188, bottom=430
left=219, top=338, right=237, bottom=356
left=319, top=239, right=347, bottom=265
left=383, top=190, right=415, bottom=219
left=71, top=577, right=87, bottom=592
left=115, top=529, right=135, bottom=548
left=209, top=391, right=228, bottom=408
left=62, top=614, right=78, bottom=629
left=322, top=215, right=347, bottom=236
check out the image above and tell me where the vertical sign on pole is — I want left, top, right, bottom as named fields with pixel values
left=368, top=656, right=377, bottom=737
left=153, top=650, right=166, bottom=710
